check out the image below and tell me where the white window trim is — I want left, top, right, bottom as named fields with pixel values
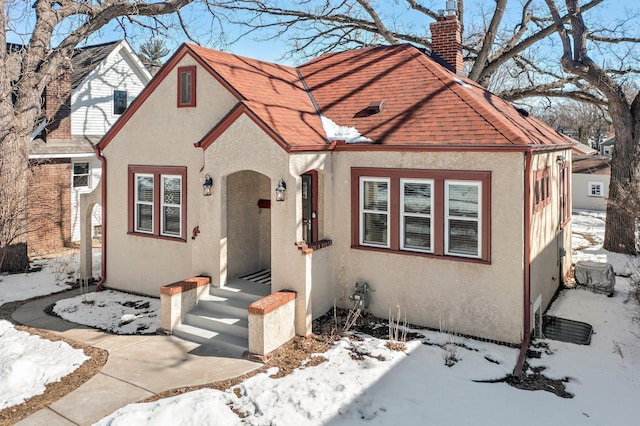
left=359, top=177, right=390, bottom=248
left=160, top=174, right=182, bottom=237
left=400, top=178, right=434, bottom=253
left=588, top=181, right=604, bottom=197
left=134, top=173, right=154, bottom=234
left=444, top=180, right=482, bottom=259
left=72, top=161, right=91, bottom=189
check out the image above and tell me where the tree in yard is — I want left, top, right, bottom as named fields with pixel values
left=0, top=0, right=206, bottom=271
left=138, top=37, right=172, bottom=66
left=537, top=99, right=610, bottom=146
left=544, top=0, right=640, bottom=254
left=211, top=0, right=640, bottom=252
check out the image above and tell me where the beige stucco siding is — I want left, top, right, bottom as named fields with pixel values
left=102, top=55, right=238, bottom=296
left=529, top=150, right=573, bottom=322
left=330, top=150, right=526, bottom=344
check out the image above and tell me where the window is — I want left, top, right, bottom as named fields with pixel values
left=560, top=161, right=570, bottom=225
left=301, top=172, right=318, bottom=244
left=445, top=181, right=481, bottom=257
left=73, top=162, right=90, bottom=188
left=352, top=168, right=491, bottom=262
left=177, top=66, right=196, bottom=107
left=588, top=182, right=604, bottom=197
left=401, top=179, right=433, bottom=252
left=533, top=167, right=551, bottom=212
left=360, top=177, right=390, bottom=248
left=161, top=175, right=182, bottom=236
left=128, top=166, right=187, bottom=240
left=135, top=174, right=154, bottom=233
left=113, top=90, right=128, bottom=115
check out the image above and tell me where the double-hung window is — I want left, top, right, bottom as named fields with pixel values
left=135, top=174, right=154, bottom=233
left=401, top=179, right=433, bottom=253
left=73, top=162, right=90, bottom=189
left=352, top=168, right=490, bottom=262
left=360, top=177, right=390, bottom=248
left=129, top=166, right=187, bottom=240
left=161, top=175, right=182, bottom=236
left=445, top=181, right=481, bottom=257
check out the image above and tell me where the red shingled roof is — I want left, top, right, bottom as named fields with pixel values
left=298, top=44, right=574, bottom=147
left=102, top=43, right=575, bottom=152
left=188, top=45, right=328, bottom=149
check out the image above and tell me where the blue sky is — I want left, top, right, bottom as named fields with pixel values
left=5, top=1, right=636, bottom=66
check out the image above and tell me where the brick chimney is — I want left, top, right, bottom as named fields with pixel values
left=44, top=70, right=72, bottom=140
left=429, top=5, right=463, bottom=74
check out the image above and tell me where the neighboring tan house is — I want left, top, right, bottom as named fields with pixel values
left=572, top=155, right=610, bottom=211
left=26, top=40, right=152, bottom=256
left=82, top=12, right=574, bottom=356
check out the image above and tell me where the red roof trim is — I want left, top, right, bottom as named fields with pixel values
left=195, top=102, right=292, bottom=152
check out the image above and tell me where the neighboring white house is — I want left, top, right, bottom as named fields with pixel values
left=599, top=136, right=614, bottom=156
left=572, top=155, right=610, bottom=211
left=27, top=40, right=152, bottom=256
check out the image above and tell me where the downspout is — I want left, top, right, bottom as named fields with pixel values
left=513, top=149, right=533, bottom=379
left=94, top=145, right=107, bottom=291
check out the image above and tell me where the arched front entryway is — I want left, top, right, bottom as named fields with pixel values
left=225, top=170, right=271, bottom=283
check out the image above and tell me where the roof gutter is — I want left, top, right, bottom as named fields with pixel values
left=513, top=149, right=533, bottom=379
left=93, top=144, right=107, bottom=291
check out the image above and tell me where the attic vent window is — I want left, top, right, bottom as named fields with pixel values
left=177, top=66, right=196, bottom=108
left=366, top=100, right=385, bottom=115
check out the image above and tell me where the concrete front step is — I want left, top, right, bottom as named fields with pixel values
left=183, top=308, right=249, bottom=339
left=173, top=280, right=270, bottom=354
left=172, top=323, right=248, bottom=356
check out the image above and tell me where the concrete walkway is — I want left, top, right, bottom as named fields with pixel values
left=11, top=288, right=261, bottom=426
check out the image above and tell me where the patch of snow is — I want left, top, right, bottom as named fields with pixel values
left=321, top=116, right=372, bottom=143
left=0, top=320, right=88, bottom=410
left=53, top=290, right=160, bottom=335
left=97, top=211, right=640, bottom=425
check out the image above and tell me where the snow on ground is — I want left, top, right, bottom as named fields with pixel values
left=53, top=290, right=160, bottom=335
left=97, top=211, right=640, bottom=426
left=0, top=249, right=102, bottom=306
left=0, top=320, right=88, bottom=410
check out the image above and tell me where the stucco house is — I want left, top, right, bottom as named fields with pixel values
left=26, top=40, right=151, bottom=256
left=572, top=155, right=610, bottom=211
left=83, top=12, right=574, bottom=357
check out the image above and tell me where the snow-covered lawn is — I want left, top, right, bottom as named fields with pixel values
left=0, top=255, right=76, bottom=306
left=0, top=320, right=88, bottom=410
left=0, top=212, right=640, bottom=426
left=53, top=290, right=160, bottom=335
left=96, top=211, right=640, bottom=426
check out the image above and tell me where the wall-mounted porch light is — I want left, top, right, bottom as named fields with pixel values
left=556, top=155, right=566, bottom=165
left=203, top=174, right=213, bottom=196
left=275, top=178, right=287, bottom=202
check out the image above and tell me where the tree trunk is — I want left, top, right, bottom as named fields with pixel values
left=603, top=118, right=640, bottom=255
left=0, top=131, right=30, bottom=272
